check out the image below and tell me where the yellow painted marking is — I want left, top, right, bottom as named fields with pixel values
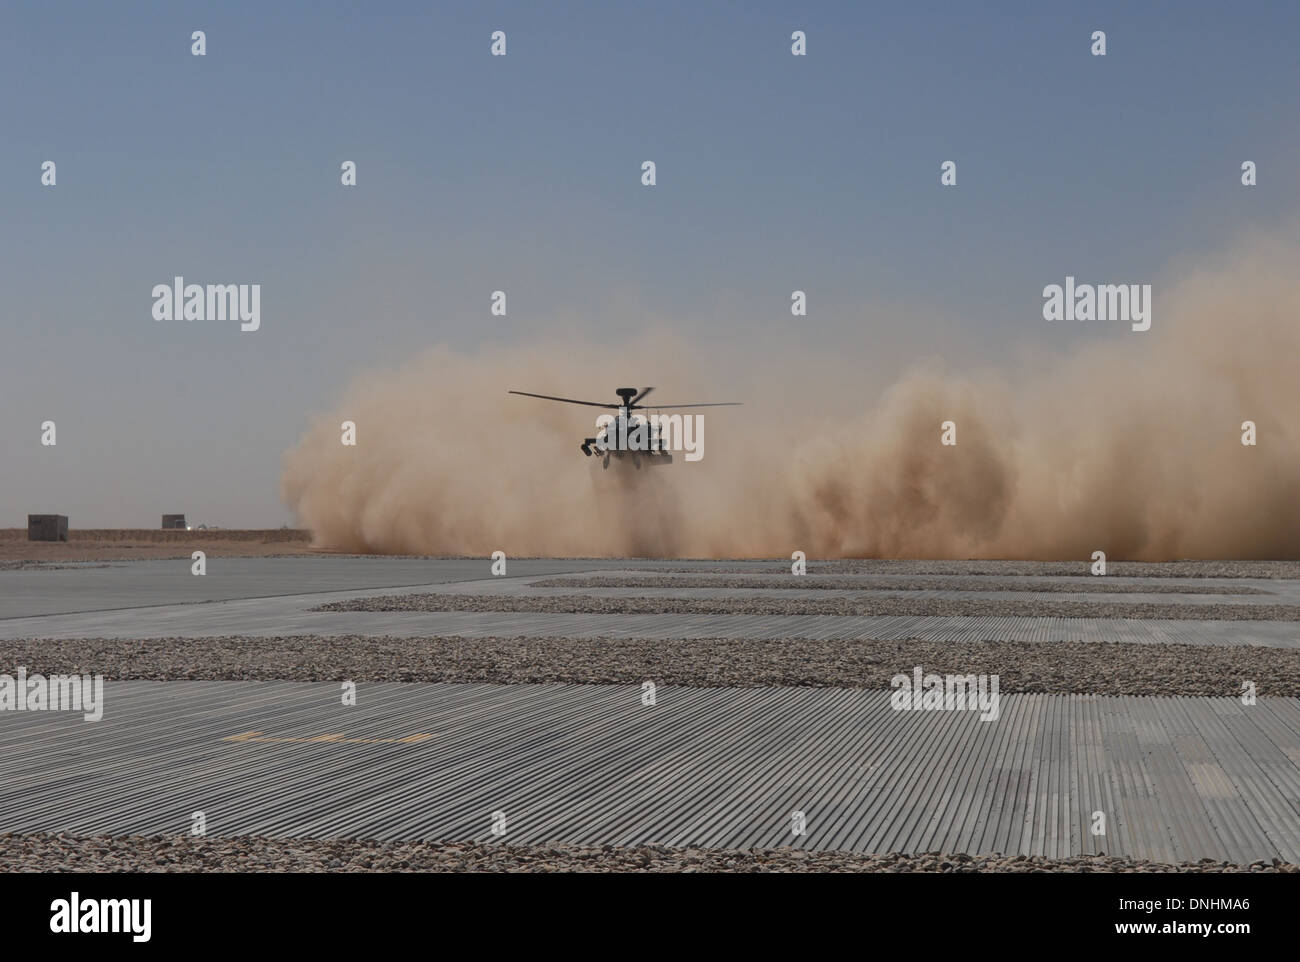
left=223, top=731, right=264, bottom=742
left=222, top=732, right=433, bottom=744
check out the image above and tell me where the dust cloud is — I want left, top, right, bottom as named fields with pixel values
left=281, top=230, right=1300, bottom=559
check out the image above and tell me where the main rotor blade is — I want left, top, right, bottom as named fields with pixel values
left=508, top=390, right=618, bottom=409
left=630, top=386, right=655, bottom=406
left=643, top=402, right=743, bottom=409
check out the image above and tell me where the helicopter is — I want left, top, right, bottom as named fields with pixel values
left=508, top=386, right=741, bottom=468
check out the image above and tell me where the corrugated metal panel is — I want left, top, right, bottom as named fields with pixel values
left=0, top=681, right=1295, bottom=862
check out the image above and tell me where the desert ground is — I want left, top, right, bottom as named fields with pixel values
left=0, top=528, right=315, bottom=563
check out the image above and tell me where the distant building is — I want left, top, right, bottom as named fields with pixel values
left=161, top=514, right=187, bottom=530
left=28, top=515, right=69, bottom=541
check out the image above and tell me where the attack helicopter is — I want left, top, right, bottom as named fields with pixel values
left=508, top=386, right=741, bottom=468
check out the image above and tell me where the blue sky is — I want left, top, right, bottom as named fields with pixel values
left=2, top=1, right=1297, bottom=526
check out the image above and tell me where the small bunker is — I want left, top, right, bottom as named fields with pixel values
left=27, top=514, right=69, bottom=542
left=161, top=514, right=187, bottom=530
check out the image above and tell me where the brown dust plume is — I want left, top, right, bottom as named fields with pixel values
left=281, top=230, right=1300, bottom=559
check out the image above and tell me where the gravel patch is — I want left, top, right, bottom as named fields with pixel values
left=4, top=635, right=1296, bottom=696
left=642, top=561, right=1300, bottom=579
left=318, top=592, right=1300, bottom=620
left=1, top=832, right=1291, bottom=873
left=531, top=575, right=1268, bottom=595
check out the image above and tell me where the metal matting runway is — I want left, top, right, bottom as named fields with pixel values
left=1, top=560, right=1298, bottom=647
left=4, top=606, right=1300, bottom=647
left=0, top=680, right=1297, bottom=863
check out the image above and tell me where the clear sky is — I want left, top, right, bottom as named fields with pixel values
left=2, top=1, right=1297, bottom=527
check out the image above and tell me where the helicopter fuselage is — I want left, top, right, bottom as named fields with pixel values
left=507, top=386, right=738, bottom=468
left=582, top=410, right=672, bottom=466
